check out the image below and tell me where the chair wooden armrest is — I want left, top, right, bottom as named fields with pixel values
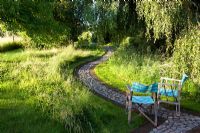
left=126, top=85, right=132, bottom=91
left=158, top=83, right=181, bottom=87
left=161, top=77, right=181, bottom=82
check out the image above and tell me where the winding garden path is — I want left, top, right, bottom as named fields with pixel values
left=77, top=48, right=200, bottom=133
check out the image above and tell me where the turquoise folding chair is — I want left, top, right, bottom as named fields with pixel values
left=126, top=82, right=158, bottom=126
left=157, top=73, right=188, bottom=116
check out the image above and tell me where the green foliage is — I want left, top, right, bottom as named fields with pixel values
left=172, top=25, right=200, bottom=100
left=94, top=1, right=118, bottom=42
left=135, top=0, right=198, bottom=50
left=0, top=0, right=70, bottom=48
left=0, top=23, right=6, bottom=36
left=137, top=0, right=177, bottom=40
left=53, top=0, right=85, bottom=41
left=77, top=31, right=93, bottom=48
left=120, top=37, right=138, bottom=49
left=0, top=0, right=199, bottom=50
left=135, top=0, right=199, bottom=55
left=173, top=25, right=200, bottom=82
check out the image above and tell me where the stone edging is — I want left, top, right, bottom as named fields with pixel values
left=77, top=49, right=126, bottom=106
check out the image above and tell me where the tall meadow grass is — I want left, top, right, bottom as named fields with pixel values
left=1, top=45, right=143, bottom=132
left=0, top=46, right=100, bottom=132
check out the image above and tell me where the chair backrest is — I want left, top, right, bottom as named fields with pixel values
left=131, top=82, right=149, bottom=93
left=130, top=82, right=158, bottom=93
left=150, top=83, right=158, bottom=93
left=158, top=73, right=188, bottom=98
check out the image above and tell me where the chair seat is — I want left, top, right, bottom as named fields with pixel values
left=159, top=88, right=178, bottom=97
left=132, top=96, right=155, bottom=104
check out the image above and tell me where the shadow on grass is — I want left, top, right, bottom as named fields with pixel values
left=0, top=81, right=65, bottom=133
left=0, top=42, right=23, bottom=53
left=0, top=103, right=65, bottom=133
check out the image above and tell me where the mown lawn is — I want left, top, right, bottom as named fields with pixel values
left=94, top=48, right=200, bottom=113
left=0, top=45, right=144, bottom=133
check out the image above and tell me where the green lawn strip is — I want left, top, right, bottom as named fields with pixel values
left=94, top=50, right=200, bottom=113
left=94, top=62, right=127, bottom=91
left=0, top=79, right=64, bottom=133
left=0, top=99, right=64, bottom=133
left=181, top=99, right=200, bottom=113
left=0, top=48, right=63, bottom=62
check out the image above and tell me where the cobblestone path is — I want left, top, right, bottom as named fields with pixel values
left=77, top=49, right=200, bottom=133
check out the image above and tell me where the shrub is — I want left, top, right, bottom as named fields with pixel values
left=173, top=25, right=200, bottom=84
left=120, top=33, right=146, bottom=49
left=120, top=37, right=134, bottom=48
left=172, top=25, right=200, bottom=101
left=77, top=31, right=93, bottom=48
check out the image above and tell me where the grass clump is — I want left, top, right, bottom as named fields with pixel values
left=0, top=45, right=144, bottom=133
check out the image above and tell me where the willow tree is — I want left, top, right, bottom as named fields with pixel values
left=81, top=0, right=139, bottom=44
left=136, top=0, right=199, bottom=52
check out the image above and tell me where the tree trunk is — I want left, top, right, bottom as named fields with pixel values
left=13, top=33, right=15, bottom=42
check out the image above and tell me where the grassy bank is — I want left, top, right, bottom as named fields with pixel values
left=95, top=48, right=161, bottom=91
left=94, top=48, right=200, bottom=113
left=0, top=45, right=143, bottom=133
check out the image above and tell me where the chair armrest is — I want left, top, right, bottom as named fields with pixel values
left=158, top=83, right=180, bottom=87
left=161, top=77, right=181, bottom=82
left=126, top=85, right=132, bottom=91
